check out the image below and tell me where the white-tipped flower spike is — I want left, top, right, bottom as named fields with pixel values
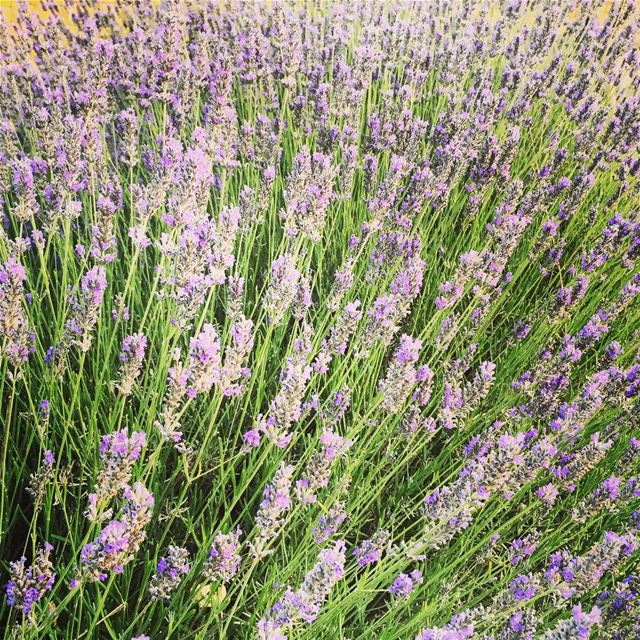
left=295, top=428, right=353, bottom=504
left=250, top=462, right=295, bottom=559
left=0, top=255, right=35, bottom=366
left=115, top=333, right=148, bottom=396
left=203, top=527, right=243, bottom=584
left=74, top=482, right=154, bottom=586
left=85, top=429, right=146, bottom=521
left=149, top=546, right=190, bottom=601
left=258, top=540, right=346, bottom=637
left=53, top=265, right=107, bottom=373
left=378, top=334, right=422, bottom=414
left=246, top=323, right=313, bottom=450
left=5, top=543, right=56, bottom=622
left=263, top=252, right=301, bottom=326
left=538, top=604, right=601, bottom=639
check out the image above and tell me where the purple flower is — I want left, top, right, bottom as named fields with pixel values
left=187, top=323, right=222, bottom=395
left=204, top=527, right=243, bottom=584
left=353, top=530, right=389, bottom=567
left=312, top=502, right=348, bottom=544
left=263, top=253, right=301, bottom=326
left=296, top=428, right=352, bottom=504
left=149, top=546, right=190, bottom=600
left=378, top=334, right=422, bottom=413
left=86, top=429, right=146, bottom=521
left=509, top=574, right=537, bottom=601
left=389, top=569, right=423, bottom=600
left=539, top=604, right=601, bottom=639
left=76, top=482, right=154, bottom=584
left=116, top=334, right=148, bottom=396
left=5, top=543, right=56, bottom=619
left=81, top=266, right=108, bottom=306
left=259, top=541, right=346, bottom=636
left=536, top=483, right=560, bottom=507
left=250, top=463, right=295, bottom=558
left=0, top=256, right=35, bottom=365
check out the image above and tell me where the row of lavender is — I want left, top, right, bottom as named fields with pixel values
left=1, top=0, right=639, bottom=638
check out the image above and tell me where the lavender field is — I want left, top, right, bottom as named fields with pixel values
left=1, top=0, right=639, bottom=638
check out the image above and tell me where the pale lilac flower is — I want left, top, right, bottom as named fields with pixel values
left=539, top=604, right=601, bottom=639
left=389, top=569, right=423, bottom=600
left=90, top=183, right=121, bottom=264
left=56, top=265, right=107, bottom=370
left=360, top=252, right=425, bottom=354
left=128, top=225, right=152, bottom=249
left=115, top=333, right=148, bottom=396
left=257, top=619, right=288, bottom=640
left=5, top=543, right=56, bottom=620
left=250, top=463, right=295, bottom=558
left=280, top=147, right=338, bottom=242
left=295, top=428, right=353, bottom=504
left=220, top=319, right=254, bottom=396
left=75, top=482, right=154, bottom=584
left=159, top=210, right=239, bottom=329
left=422, top=432, right=527, bottom=548
left=440, top=360, right=496, bottom=430
left=116, top=108, right=139, bottom=167
left=501, top=609, right=540, bottom=639
left=259, top=541, right=346, bottom=636
left=156, top=349, right=189, bottom=448
left=312, top=502, right=348, bottom=544
left=203, top=527, right=243, bottom=584
left=250, top=324, right=312, bottom=449
left=545, top=531, right=638, bottom=600
left=378, top=334, right=422, bottom=413
left=187, top=323, right=222, bottom=396
left=314, top=301, right=362, bottom=373
left=326, top=258, right=356, bottom=312
left=27, top=450, right=56, bottom=508
left=509, top=574, right=537, bottom=601
left=0, top=256, right=35, bottom=366
left=86, top=429, right=146, bottom=521
left=509, top=532, right=539, bottom=565
left=292, top=271, right=313, bottom=320
left=263, top=253, right=301, bottom=326
left=536, top=483, right=560, bottom=507
left=572, top=476, right=623, bottom=523
left=149, top=546, right=190, bottom=600
left=399, top=365, right=436, bottom=438
left=353, top=530, right=390, bottom=566
left=415, top=612, right=475, bottom=639
left=9, top=157, right=39, bottom=221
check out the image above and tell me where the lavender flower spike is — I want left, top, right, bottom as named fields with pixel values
left=149, top=546, right=190, bottom=601
left=75, top=482, right=154, bottom=584
left=258, top=540, right=346, bottom=638
left=6, top=543, right=56, bottom=621
left=378, top=334, right=423, bottom=413
left=203, top=527, right=243, bottom=584
left=86, top=428, right=146, bottom=521
left=115, top=333, right=148, bottom=396
left=0, top=256, right=35, bottom=366
left=250, top=462, right=295, bottom=558
left=539, top=604, right=601, bottom=639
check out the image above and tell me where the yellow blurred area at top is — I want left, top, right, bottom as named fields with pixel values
left=0, top=0, right=622, bottom=23
left=0, top=0, right=161, bottom=26
left=1, top=0, right=76, bottom=23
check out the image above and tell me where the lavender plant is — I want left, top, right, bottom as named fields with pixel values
left=1, top=1, right=639, bottom=639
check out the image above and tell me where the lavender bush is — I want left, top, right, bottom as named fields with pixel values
left=1, top=0, right=639, bottom=638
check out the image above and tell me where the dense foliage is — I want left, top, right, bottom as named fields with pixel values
left=1, top=1, right=639, bottom=639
